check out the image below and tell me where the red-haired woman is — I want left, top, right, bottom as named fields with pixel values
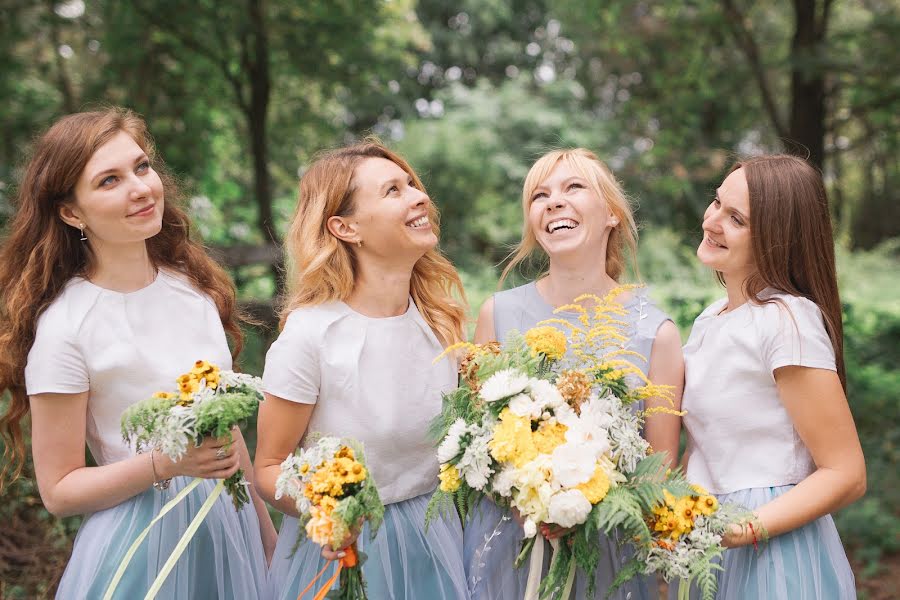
left=254, top=141, right=470, bottom=599
left=680, top=155, right=864, bottom=598
left=0, top=109, right=273, bottom=598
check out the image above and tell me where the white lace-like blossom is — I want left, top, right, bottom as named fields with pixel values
left=548, top=489, right=592, bottom=527
left=156, top=406, right=196, bottom=461
left=479, top=368, right=530, bottom=403
left=456, top=422, right=494, bottom=490
left=219, top=371, right=265, bottom=394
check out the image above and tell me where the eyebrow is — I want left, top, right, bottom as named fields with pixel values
left=715, top=190, right=749, bottom=221
left=89, top=153, right=148, bottom=184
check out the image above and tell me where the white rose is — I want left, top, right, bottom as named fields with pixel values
left=551, top=443, right=596, bottom=488
left=523, top=518, right=538, bottom=538
left=548, top=489, right=592, bottom=528
left=529, top=378, right=565, bottom=410
left=508, top=393, right=540, bottom=418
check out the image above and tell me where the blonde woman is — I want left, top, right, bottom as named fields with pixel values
left=465, top=149, right=683, bottom=599
left=254, top=141, right=470, bottom=599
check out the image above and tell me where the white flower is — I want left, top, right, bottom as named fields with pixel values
left=456, top=423, right=494, bottom=490
left=156, top=406, right=196, bottom=461
left=528, top=378, right=565, bottom=411
left=551, top=443, right=596, bottom=488
left=491, top=465, right=517, bottom=498
left=219, top=371, right=265, bottom=394
left=563, top=413, right=611, bottom=459
left=523, top=518, right=538, bottom=538
left=508, top=393, right=541, bottom=418
left=511, top=455, right=554, bottom=524
left=479, top=368, right=530, bottom=403
left=437, top=418, right=468, bottom=463
left=548, top=489, right=592, bottom=527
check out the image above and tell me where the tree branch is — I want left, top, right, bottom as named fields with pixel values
left=720, top=0, right=789, bottom=138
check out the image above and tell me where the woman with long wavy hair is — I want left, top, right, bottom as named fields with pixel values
left=464, top=148, right=684, bottom=600
left=0, top=108, right=273, bottom=598
left=254, top=141, right=470, bottom=599
left=679, top=155, right=863, bottom=598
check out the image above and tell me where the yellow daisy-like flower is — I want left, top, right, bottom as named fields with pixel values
left=176, top=373, right=199, bottom=394
left=532, top=421, right=568, bottom=454
left=336, top=445, right=356, bottom=460
left=152, top=391, right=175, bottom=400
left=489, top=409, right=538, bottom=467
left=694, top=494, right=719, bottom=516
left=524, top=326, right=567, bottom=361
left=438, top=464, right=461, bottom=492
left=577, top=465, right=611, bottom=504
left=691, top=483, right=710, bottom=497
left=190, top=360, right=220, bottom=389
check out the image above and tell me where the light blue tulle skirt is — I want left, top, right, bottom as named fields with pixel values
left=465, top=499, right=654, bottom=599
left=268, top=491, right=468, bottom=600
left=55, top=475, right=268, bottom=599
left=672, top=485, right=856, bottom=599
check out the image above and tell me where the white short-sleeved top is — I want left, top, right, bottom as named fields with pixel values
left=681, top=292, right=837, bottom=494
left=25, top=270, right=232, bottom=466
left=262, top=300, right=457, bottom=505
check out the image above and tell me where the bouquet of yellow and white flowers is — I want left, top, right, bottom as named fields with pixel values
left=611, top=486, right=761, bottom=600
left=107, top=360, right=263, bottom=600
left=121, top=360, right=263, bottom=510
left=275, top=436, right=384, bottom=600
left=428, top=288, right=691, bottom=599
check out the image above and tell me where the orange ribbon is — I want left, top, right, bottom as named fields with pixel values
left=297, top=544, right=359, bottom=600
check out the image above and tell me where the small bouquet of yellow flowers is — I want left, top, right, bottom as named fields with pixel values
left=428, top=287, right=692, bottom=600
left=611, top=485, right=761, bottom=600
left=275, top=436, right=384, bottom=600
left=121, top=360, right=263, bottom=510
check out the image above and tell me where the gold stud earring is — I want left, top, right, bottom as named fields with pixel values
left=356, top=240, right=362, bottom=248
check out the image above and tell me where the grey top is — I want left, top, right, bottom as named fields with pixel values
left=492, top=281, right=672, bottom=380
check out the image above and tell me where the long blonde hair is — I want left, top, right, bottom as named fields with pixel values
left=281, top=140, right=467, bottom=346
left=499, top=148, right=638, bottom=286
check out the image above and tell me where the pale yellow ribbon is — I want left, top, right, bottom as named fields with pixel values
left=102, top=477, right=203, bottom=600
left=144, top=479, right=225, bottom=599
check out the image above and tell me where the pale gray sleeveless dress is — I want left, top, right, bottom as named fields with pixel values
left=464, top=281, right=671, bottom=600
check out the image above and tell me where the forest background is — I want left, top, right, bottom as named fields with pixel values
left=1, top=1, right=897, bottom=597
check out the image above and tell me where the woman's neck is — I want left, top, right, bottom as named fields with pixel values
left=537, top=261, right=619, bottom=308
left=86, top=241, right=157, bottom=293
left=722, top=271, right=751, bottom=314
left=345, top=257, right=414, bottom=318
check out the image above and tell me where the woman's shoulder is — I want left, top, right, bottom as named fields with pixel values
left=35, top=277, right=102, bottom=335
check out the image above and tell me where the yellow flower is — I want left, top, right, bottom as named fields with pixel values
left=489, top=409, right=537, bottom=467
left=176, top=373, right=199, bottom=394
left=305, top=504, right=334, bottom=546
left=532, top=421, right=568, bottom=454
left=152, top=391, right=175, bottom=400
left=438, top=464, right=461, bottom=492
left=190, top=360, right=220, bottom=389
left=336, top=445, right=356, bottom=460
left=691, top=483, right=710, bottom=497
left=694, top=494, right=719, bottom=516
left=577, top=465, right=611, bottom=504
left=524, top=326, right=567, bottom=361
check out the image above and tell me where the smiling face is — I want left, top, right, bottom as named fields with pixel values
left=60, top=130, right=164, bottom=247
left=527, top=160, right=620, bottom=260
left=333, top=156, right=437, bottom=261
left=697, top=167, right=754, bottom=280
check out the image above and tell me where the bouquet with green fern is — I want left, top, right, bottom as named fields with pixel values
left=427, top=288, right=692, bottom=600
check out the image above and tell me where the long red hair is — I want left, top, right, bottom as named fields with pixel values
left=0, top=108, right=243, bottom=487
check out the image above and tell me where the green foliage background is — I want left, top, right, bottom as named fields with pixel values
left=1, top=0, right=897, bottom=597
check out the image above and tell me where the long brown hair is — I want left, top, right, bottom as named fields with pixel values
left=0, top=108, right=244, bottom=487
left=499, top=148, right=638, bottom=287
left=732, top=154, right=846, bottom=388
left=281, top=140, right=467, bottom=346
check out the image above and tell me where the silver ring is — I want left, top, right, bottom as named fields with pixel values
left=216, top=448, right=226, bottom=460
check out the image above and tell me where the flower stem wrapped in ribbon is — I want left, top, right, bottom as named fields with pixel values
left=427, top=287, right=692, bottom=600
left=105, top=360, right=264, bottom=600
left=275, top=436, right=384, bottom=600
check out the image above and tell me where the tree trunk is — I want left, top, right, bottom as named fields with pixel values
left=787, top=0, right=828, bottom=168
